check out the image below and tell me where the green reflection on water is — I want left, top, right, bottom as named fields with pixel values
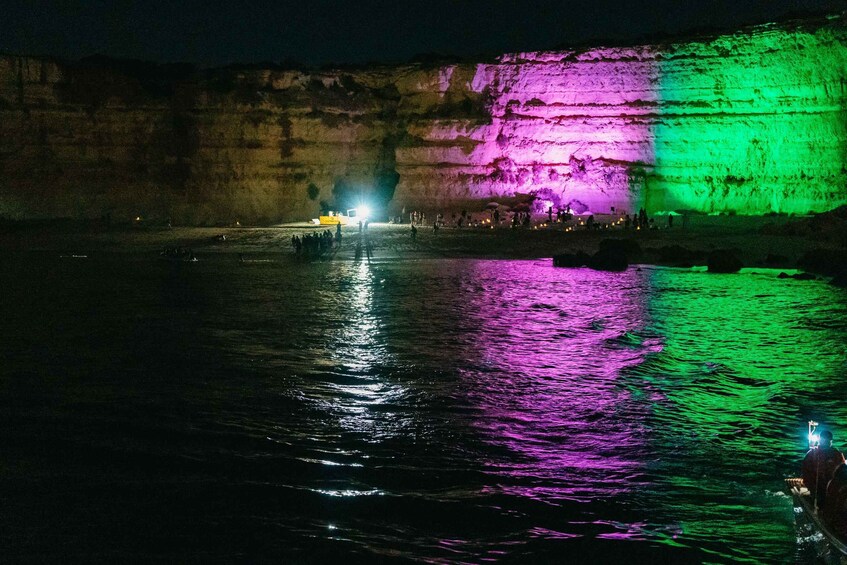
left=632, top=267, right=847, bottom=561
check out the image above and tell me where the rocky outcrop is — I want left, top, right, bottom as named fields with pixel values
left=552, top=241, right=632, bottom=272
left=797, top=248, right=847, bottom=277
left=1, top=14, right=846, bottom=224
left=553, top=251, right=591, bottom=268
left=587, top=248, right=629, bottom=272
left=707, top=250, right=744, bottom=273
left=654, top=245, right=706, bottom=266
left=777, top=271, right=818, bottom=280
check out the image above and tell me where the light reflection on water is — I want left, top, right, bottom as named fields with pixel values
left=0, top=255, right=846, bottom=563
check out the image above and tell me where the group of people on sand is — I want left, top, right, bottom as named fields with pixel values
left=802, top=429, right=847, bottom=535
left=629, top=207, right=654, bottom=230
left=398, top=205, right=666, bottom=232
left=291, top=226, right=341, bottom=256
left=160, top=246, right=196, bottom=261
left=286, top=221, right=380, bottom=261
left=408, top=210, right=427, bottom=225
left=547, top=205, right=574, bottom=224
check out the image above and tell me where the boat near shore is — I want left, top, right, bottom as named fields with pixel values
left=785, top=420, right=847, bottom=562
left=787, top=477, right=847, bottom=559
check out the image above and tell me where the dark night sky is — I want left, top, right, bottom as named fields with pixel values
left=1, top=0, right=844, bottom=67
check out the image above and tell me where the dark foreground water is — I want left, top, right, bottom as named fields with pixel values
left=1, top=253, right=846, bottom=563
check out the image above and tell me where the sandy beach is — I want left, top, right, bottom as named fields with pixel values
left=1, top=212, right=844, bottom=274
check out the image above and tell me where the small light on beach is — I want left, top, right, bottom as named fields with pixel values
left=328, top=524, right=337, bottom=530
left=135, top=216, right=141, bottom=222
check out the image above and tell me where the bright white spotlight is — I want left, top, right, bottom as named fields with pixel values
left=357, top=205, right=371, bottom=220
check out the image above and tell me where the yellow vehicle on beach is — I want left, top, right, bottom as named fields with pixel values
left=317, top=208, right=367, bottom=225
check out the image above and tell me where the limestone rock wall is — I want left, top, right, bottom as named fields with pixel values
left=0, top=14, right=845, bottom=223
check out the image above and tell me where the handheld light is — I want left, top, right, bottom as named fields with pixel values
left=808, top=420, right=820, bottom=448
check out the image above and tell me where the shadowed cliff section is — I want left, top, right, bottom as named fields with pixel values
left=0, top=13, right=846, bottom=225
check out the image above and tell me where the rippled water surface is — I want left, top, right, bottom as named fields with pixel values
left=2, top=255, right=846, bottom=563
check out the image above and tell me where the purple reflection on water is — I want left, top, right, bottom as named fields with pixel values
left=457, top=261, right=665, bottom=503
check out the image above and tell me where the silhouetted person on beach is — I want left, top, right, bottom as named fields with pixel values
left=411, top=224, right=417, bottom=241
left=803, top=429, right=846, bottom=510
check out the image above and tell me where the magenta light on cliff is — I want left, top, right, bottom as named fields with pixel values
left=395, top=49, right=659, bottom=216
left=1, top=18, right=845, bottom=223
left=394, top=19, right=847, bottom=217
left=476, top=49, right=657, bottom=216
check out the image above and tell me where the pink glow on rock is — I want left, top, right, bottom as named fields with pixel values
left=398, top=49, right=659, bottom=215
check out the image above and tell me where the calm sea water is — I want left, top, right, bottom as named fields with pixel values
left=1, top=253, right=846, bottom=563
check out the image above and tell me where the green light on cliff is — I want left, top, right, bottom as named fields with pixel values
left=651, top=25, right=847, bottom=214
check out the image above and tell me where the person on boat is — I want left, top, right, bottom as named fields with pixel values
left=803, top=429, right=846, bottom=509
left=823, top=462, right=847, bottom=534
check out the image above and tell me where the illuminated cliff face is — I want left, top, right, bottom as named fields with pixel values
left=652, top=22, right=847, bottom=214
left=397, top=17, right=847, bottom=216
left=0, top=15, right=845, bottom=223
left=395, top=50, right=658, bottom=215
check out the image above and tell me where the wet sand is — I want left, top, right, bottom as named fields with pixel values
left=0, top=214, right=841, bottom=270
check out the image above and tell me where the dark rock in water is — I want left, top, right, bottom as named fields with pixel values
left=707, top=250, right=743, bottom=273
left=588, top=248, right=628, bottom=272
left=765, top=253, right=789, bottom=266
left=599, top=238, right=641, bottom=256
left=553, top=251, right=590, bottom=268
left=778, top=271, right=817, bottom=280
left=792, top=272, right=818, bottom=280
left=655, top=245, right=704, bottom=264
left=797, top=248, right=847, bottom=277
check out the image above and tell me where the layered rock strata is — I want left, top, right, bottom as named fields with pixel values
left=1, top=14, right=845, bottom=223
